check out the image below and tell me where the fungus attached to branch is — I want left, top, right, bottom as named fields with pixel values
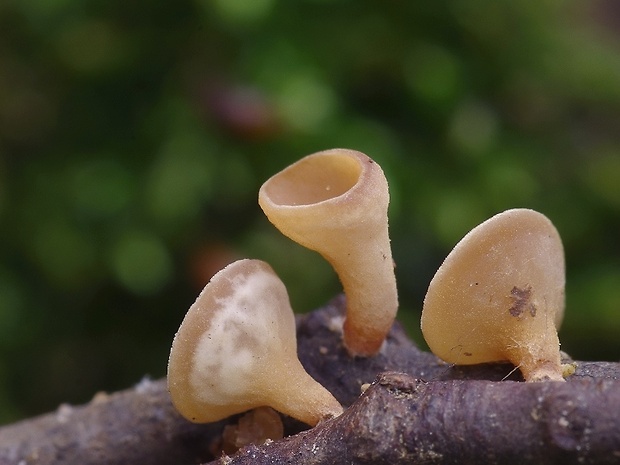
left=421, top=208, right=567, bottom=382
left=167, top=259, right=343, bottom=426
left=258, top=149, right=398, bottom=357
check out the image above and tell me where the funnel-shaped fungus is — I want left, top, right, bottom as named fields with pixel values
left=258, top=149, right=398, bottom=357
left=167, top=259, right=343, bottom=426
left=421, top=208, right=566, bottom=382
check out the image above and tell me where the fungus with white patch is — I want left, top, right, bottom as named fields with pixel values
left=421, top=208, right=568, bottom=382
left=167, top=259, right=343, bottom=426
left=258, top=149, right=398, bottom=357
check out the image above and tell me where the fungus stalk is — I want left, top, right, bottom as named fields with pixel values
left=258, top=149, right=398, bottom=357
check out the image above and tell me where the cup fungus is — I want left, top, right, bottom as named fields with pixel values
left=167, top=259, right=343, bottom=426
left=421, top=208, right=567, bottom=382
left=258, top=149, right=398, bottom=357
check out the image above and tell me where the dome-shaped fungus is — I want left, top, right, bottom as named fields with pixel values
left=421, top=209, right=566, bottom=382
left=168, top=259, right=343, bottom=425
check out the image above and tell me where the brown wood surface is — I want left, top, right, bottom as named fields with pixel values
left=1, top=296, right=618, bottom=465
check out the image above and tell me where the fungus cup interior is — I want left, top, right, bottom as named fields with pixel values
left=421, top=208, right=567, bottom=382
left=167, top=259, right=343, bottom=426
left=261, top=153, right=362, bottom=206
left=258, top=149, right=398, bottom=357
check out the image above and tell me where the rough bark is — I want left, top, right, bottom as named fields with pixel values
left=1, top=295, right=619, bottom=465
left=217, top=372, right=620, bottom=465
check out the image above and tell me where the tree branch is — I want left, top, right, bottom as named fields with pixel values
left=216, top=372, right=620, bottom=465
left=1, top=296, right=618, bottom=465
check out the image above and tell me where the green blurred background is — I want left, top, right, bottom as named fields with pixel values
left=1, top=0, right=619, bottom=424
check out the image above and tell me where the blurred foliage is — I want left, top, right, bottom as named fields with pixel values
left=0, top=0, right=619, bottom=424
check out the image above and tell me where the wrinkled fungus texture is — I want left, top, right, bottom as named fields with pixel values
left=168, top=259, right=342, bottom=426
left=190, top=266, right=290, bottom=404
